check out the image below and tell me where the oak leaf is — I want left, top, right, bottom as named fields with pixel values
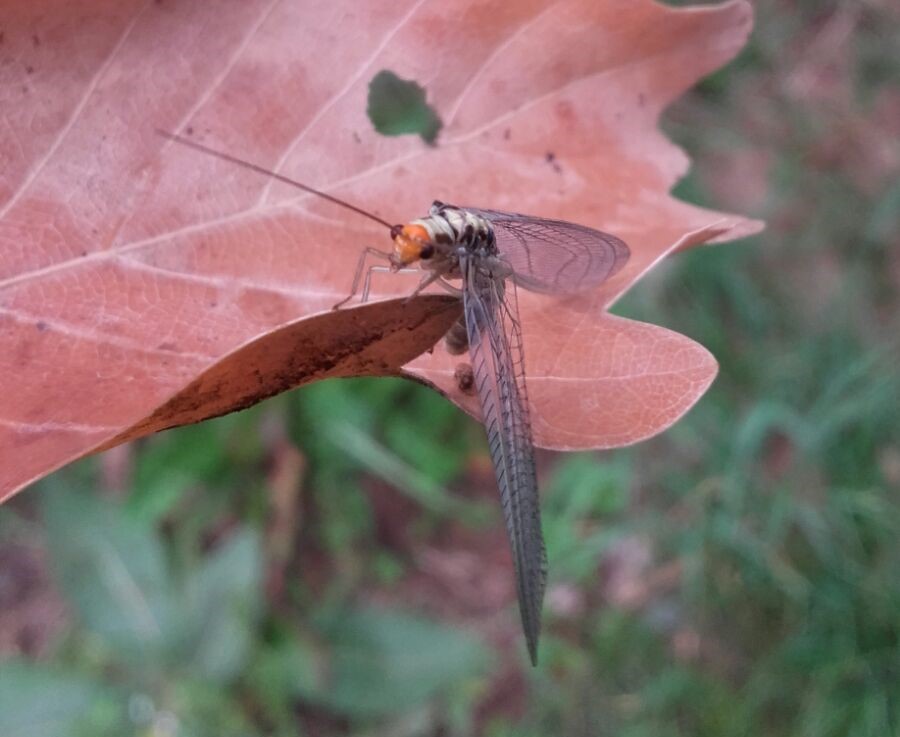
left=0, top=0, right=762, bottom=501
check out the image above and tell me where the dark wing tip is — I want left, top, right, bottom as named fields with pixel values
left=516, top=540, right=547, bottom=667
left=526, top=629, right=540, bottom=666
left=519, top=586, right=544, bottom=667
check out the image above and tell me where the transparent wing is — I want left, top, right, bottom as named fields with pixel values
left=465, top=207, right=630, bottom=295
left=462, top=257, right=547, bottom=665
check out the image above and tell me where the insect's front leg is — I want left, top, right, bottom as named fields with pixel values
left=360, top=265, right=419, bottom=303
left=333, top=247, right=391, bottom=309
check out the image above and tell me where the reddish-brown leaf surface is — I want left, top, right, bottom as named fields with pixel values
left=0, top=0, right=762, bottom=501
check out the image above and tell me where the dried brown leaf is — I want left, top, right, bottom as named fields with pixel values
left=0, top=0, right=762, bottom=500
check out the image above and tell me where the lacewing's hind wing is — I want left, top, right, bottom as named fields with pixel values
left=462, top=256, right=547, bottom=665
left=464, top=208, right=630, bottom=295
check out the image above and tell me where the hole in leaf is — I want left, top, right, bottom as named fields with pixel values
left=367, top=70, right=442, bottom=144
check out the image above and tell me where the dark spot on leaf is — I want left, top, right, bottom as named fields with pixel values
left=80, top=250, right=88, bottom=257
left=367, top=69, right=442, bottom=145
left=25, top=65, right=34, bottom=74
left=545, top=151, right=562, bottom=174
left=504, top=128, right=511, bottom=140
left=35, top=321, right=48, bottom=332
left=638, top=92, right=646, bottom=107
left=186, top=125, right=194, bottom=135
left=353, top=131, right=361, bottom=143
left=555, top=100, right=575, bottom=125
left=32, top=34, right=40, bottom=47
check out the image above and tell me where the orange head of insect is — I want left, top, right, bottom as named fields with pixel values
left=389, top=223, right=434, bottom=269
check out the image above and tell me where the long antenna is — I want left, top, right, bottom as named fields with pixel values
left=154, top=129, right=394, bottom=230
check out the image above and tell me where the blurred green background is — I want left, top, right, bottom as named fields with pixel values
left=2, top=2, right=899, bottom=736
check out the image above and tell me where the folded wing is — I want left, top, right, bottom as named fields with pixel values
left=462, top=256, right=547, bottom=665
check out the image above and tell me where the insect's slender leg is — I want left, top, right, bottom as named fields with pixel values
left=435, top=278, right=463, bottom=297
left=333, top=247, right=392, bottom=310
left=360, top=266, right=419, bottom=304
left=361, top=265, right=391, bottom=304
left=403, top=270, right=445, bottom=303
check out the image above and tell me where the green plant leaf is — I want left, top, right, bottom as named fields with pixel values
left=0, top=662, right=121, bottom=737
left=181, top=529, right=263, bottom=682
left=248, top=634, right=323, bottom=721
left=41, top=485, right=178, bottom=663
left=310, top=608, right=487, bottom=720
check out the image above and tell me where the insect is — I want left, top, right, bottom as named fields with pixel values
left=156, top=130, right=630, bottom=665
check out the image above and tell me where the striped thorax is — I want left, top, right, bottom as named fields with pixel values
left=389, top=202, right=511, bottom=281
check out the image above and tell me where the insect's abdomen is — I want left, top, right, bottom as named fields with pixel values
left=444, top=315, right=469, bottom=355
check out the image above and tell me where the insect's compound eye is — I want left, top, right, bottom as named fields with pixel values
left=390, top=224, right=403, bottom=239
left=419, top=244, right=434, bottom=259
left=432, top=200, right=444, bottom=209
